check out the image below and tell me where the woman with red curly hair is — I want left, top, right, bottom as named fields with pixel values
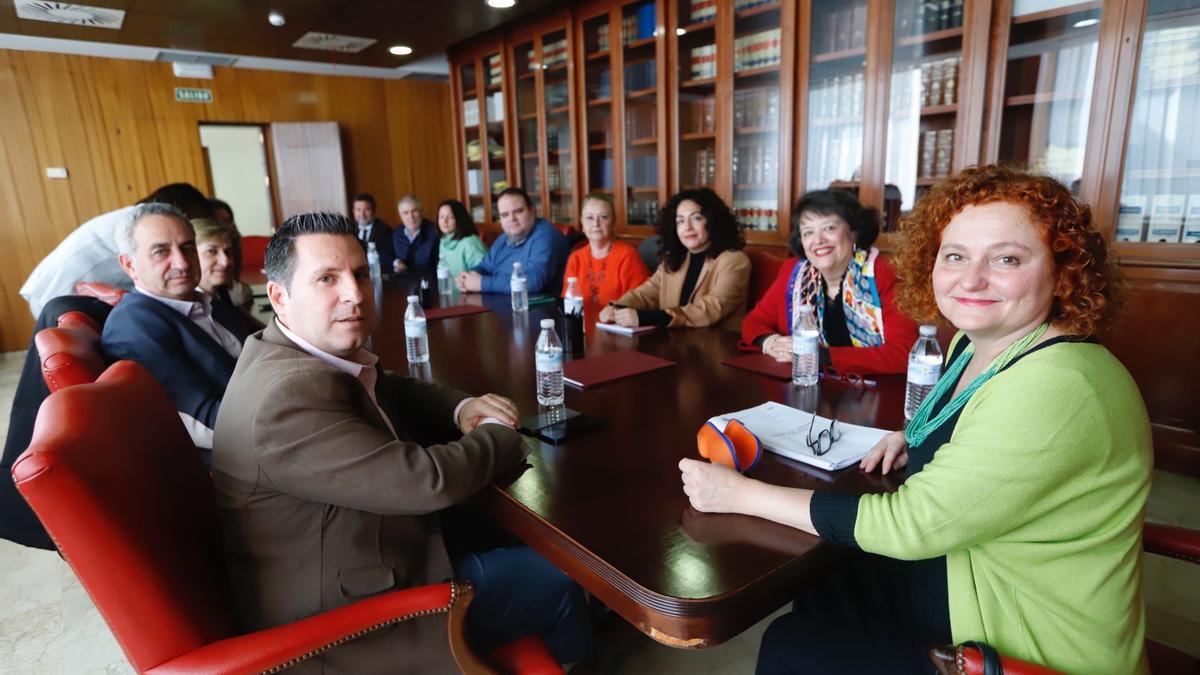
left=679, top=165, right=1151, bottom=674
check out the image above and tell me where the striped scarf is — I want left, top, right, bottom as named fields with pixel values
left=786, top=247, right=885, bottom=347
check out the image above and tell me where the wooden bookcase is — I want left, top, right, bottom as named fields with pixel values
left=450, top=40, right=513, bottom=228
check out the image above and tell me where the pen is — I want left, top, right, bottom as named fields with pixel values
left=819, top=372, right=877, bottom=388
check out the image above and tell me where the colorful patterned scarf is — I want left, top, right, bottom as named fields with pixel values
left=786, top=247, right=885, bottom=347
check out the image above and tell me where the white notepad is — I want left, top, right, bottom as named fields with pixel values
left=595, top=322, right=657, bottom=336
left=708, top=401, right=889, bottom=472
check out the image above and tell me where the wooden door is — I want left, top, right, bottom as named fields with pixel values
left=268, top=122, right=347, bottom=220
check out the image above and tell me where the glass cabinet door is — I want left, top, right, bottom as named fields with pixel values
left=514, top=40, right=543, bottom=217
left=804, top=0, right=869, bottom=197
left=732, top=0, right=784, bottom=233
left=995, top=1, right=1103, bottom=189
left=460, top=60, right=486, bottom=224
left=542, top=27, right=575, bottom=226
left=622, top=0, right=661, bottom=227
left=1116, top=0, right=1200, bottom=245
left=482, top=51, right=509, bottom=224
left=675, top=0, right=718, bottom=194
left=583, top=12, right=617, bottom=199
left=883, top=0, right=967, bottom=231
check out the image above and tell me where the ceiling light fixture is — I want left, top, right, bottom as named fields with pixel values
left=268, top=11, right=285, bottom=27
left=676, top=28, right=686, bottom=36
left=389, top=45, right=413, bottom=56
left=487, top=0, right=517, bottom=8
left=1073, top=18, right=1099, bottom=28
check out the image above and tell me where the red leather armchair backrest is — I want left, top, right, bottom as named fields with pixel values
left=241, top=235, right=270, bottom=272
left=73, top=281, right=128, bottom=306
left=34, top=313, right=105, bottom=392
left=12, top=361, right=236, bottom=671
left=745, top=248, right=784, bottom=311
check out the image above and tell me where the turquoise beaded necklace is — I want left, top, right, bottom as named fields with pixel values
left=904, top=322, right=1049, bottom=448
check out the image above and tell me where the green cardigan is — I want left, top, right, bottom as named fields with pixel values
left=438, top=234, right=488, bottom=279
left=854, top=339, right=1151, bottom=674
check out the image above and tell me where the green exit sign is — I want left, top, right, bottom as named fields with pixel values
left=174, top=87, right=212, bottom=103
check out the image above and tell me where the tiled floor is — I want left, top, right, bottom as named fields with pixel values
left=1, top=349, right=1196, bottom=673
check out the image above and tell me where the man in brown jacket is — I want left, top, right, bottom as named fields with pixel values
left=212, top=212, right=589, bottom=674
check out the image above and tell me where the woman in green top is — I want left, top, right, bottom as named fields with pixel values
left=435, top=199, right=488, bottom=279
left=680, top=165, right=1151, bottom=674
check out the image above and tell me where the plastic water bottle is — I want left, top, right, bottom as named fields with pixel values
left=436, top=260, right=452, bottom=296
left=535, top=318, right=564, bottom=406
left=905, top=325, right=943, bottom=419
left=367, top=242, right=383, bottom=312
left=404, top=294, right=429, bottom=364
left=563, top=276, right=584, bottom=317
left=511, top=262, right=528, bottom=312
left=791, top=303, right=819, bottom=386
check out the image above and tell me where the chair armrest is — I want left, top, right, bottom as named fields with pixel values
left=147, top=582, right=488, bottom=675
left=931, top=643, right=1063, bottom=675
left=1144, top=522, right=1200, bottom=565
left=489, top=634, right=564, bottom=675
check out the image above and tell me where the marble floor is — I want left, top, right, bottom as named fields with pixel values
left=0, top=349, right=1196, bottom=674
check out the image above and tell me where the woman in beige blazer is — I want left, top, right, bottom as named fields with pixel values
left=601, top=188, right=751, bottom=331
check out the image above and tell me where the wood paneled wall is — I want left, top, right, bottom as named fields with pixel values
left=0, top=49, right=455, bottom=352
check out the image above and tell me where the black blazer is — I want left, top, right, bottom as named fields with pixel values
left=358, top=219, right=396, bottom=272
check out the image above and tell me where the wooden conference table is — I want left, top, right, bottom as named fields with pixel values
left=372, top=288, right=908, bottom=649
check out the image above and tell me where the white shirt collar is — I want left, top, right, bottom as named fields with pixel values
left=273, top=317, right=378, bottom=377
left=135, top=285, right=209, bottom=316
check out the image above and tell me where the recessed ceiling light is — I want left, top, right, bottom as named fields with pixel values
left=1073, top=18, right=1099, bottom=28
left=268, top=11, right=285, bottom=27
left=389, top=45, right=413, bottom=56
left=676, top=28, right=686, bottom=36
left=487, top=0, right=516, bottom=8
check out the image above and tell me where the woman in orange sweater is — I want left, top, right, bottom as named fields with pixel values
left=562, top=193, right=650, bottom=322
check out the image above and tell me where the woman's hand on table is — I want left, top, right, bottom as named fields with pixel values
left=762, top=334, right=792, bottom=362
left=860, top=430, right=908, bottom=475
left=612, top=308, right=639, bottom=327
left=679, top=458, right=746, bottom=514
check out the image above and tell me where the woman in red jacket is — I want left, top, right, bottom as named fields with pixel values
left=741, top=190, right=919, bottom=374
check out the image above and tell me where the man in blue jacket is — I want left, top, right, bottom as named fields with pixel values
left=101, top=202, right=253, bottom=464
left=391, top=194, right=439, bottom=278
left=456, top=187, right=568, bottom=295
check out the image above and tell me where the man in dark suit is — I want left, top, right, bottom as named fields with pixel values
left=101, top=202, right=253, bottom=464
left=352, top=192, right=395, bottom=272
left=212, top=213, right=590, bottom=673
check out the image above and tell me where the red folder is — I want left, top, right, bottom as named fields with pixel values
left=721, top=352, right=792, bottom=381
left=562, top=349, right=676, bottom=389
left=424, top=305, right=491, bottom=321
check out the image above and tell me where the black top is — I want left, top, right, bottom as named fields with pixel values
left=638, top=251, right=707, bottom=328
left=822, top=290, right=853, bottom=348
left=809, top=333, right=1091, bottom=643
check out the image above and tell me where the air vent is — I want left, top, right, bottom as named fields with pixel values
left=292, top=32, right=377, bottom=54
left=14, top=1, right=125, bottom=29
left=157, top=51, right=238, bottom=67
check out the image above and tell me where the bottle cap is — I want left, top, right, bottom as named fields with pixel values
left=919, top=324, right=938, bottom=337
left=540, top=318, right=555, bottom=328
left=567, top=276, right=578, bottom=282
left=407, top=295, right=418, bottom=302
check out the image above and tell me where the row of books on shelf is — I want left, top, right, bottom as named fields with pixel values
left=466, top=170, right=506, bottom=196
left=919, top=129, right=954, bottom=179
left=689, top=45, right=718, bottom=80
left=549, top=202, right=576, bottom=224
left=732, top=144, right=778, bottom=186
left=917, top=57, right=959, bottom=108
left=590, top=158, right=614, bottom=189
left=816, top=4, right=867, bottom=54
left=896, top=0, right=965, bottom=39
left=1117, top=195, right=1200, bottom=243
left=734, top=28, right=781, bottom=72
left=810, top=74, right=865, bottom=120
left=546, top=123, right=571, bottom=152
left=687, top=148, right=720, bottom=186
left=543, top=38, right=569, bottom=69
left=682, top=97, right=716, bottom=134
left=594, top=22, right=611, bottom=52
left=486, top=55, right=502, bottom=87
left=546, top=82, right=569, bottom=110
left=622, top=3, right=657, bottom=44
left=628, top=155, right=659, bottom=187
left=625, top=60, right=657, bottom=91
left=735, top=88, right=780, bottom=130
left=587, top=70, right=611, bottom=100
left=625, top=110, right=656, bottom=142
left=687, top=0, right=775, bottom=23
left=462, top=93, right=506, bottom=127
left=807, top=129, right=863, bottom=187
left=733, top=201, right=779, bottom=231
left=547, top=164, right=574, bottom=191
left=628, top=198, right=660, bottom=225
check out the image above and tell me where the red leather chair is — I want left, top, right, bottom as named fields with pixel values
left=12, top=361, right=562, bottom=675
left=744, top=247, right=784, bottom=311
left=33, top=311, right=105, bottom=392
left=240, top=235, right=270, bottom=273
left=73, top=281, right=127, bottom=306
left=931, top=522, right=1200, bottom=674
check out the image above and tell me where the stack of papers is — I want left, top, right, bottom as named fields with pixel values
left=596, top=322, right=656, bottom=336
left=707, top=401, right=889, bottom=471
